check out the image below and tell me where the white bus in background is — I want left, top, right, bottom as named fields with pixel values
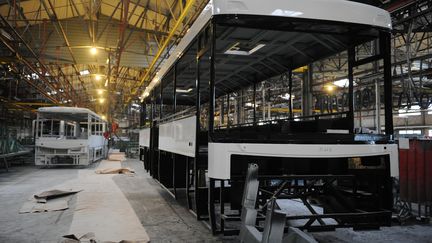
left=34, top=107, right=108, bottom=166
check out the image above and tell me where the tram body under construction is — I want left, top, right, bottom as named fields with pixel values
left=35, top=107, right=108, bottom=166
left=139, top=0, right=398, bottom=235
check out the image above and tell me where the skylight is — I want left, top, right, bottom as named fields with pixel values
left=333, top=78, right=349, bottom=87
left=333, top=78, right=358, bottom=87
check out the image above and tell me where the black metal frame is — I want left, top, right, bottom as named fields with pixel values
left=139, top=12, right=395, bottom=236
left=237, top=163, right=392, bottom=241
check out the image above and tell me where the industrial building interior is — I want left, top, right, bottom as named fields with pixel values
left=0, top=0, right=432, bottom=242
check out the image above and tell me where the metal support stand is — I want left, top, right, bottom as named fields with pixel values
left=186, top=157, right=193, bottom=210
left=239, top=164, right=317, bottom=243
left=1, top=156, right=8, bottom=172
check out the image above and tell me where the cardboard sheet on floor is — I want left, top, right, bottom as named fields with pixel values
left=61, top=232, right=148, bottom=243
left=61, top=232, right=96, bottom=243
left=34, top=189, right=82, bottom=203
left=107, top=152, right=126, bottom=161
left=68, top=160, right=150, bottom=242
left=19, top=199, right=69, bottom=213
left=19, top=188, right=81, bottom=213
left=95, top=167, right=135, bottom=175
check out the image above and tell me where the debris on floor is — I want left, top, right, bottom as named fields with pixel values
left=95, top=167, right=135, bottom=175
left=34, top=189, right=82, bottom=203
left=61, top=232, right=148, bottom=243
left=20, top=199, right=69, bottom=213
left=107, top=152, right=126, bottom=161
left=68, top=161, right=150, bottom=242
left=19, top=188, right=81, bottom=214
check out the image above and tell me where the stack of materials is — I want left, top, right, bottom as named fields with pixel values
left=108, top=152, right=126, bottom=161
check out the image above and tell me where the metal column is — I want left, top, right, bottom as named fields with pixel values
left=380, top=31, right=394, bottom=136
left=348, top=47, right=355, bottom=133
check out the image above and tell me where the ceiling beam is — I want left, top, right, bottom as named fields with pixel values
left=126, top=0, right=198, bottom=106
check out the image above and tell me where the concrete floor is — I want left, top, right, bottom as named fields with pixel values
left=0, top=159, right=431, bottom=243
left=0, top=160, right=223, bottom=243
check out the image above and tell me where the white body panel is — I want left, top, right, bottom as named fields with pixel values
left=88, top=135, right=105, bottom=148
left=35, top=106, right=107, bottom=166
left=35, top=136, right=107, bottom=166
left=158, top=116, right=196, bottom=157
left=36, top=138, right=88, bottom=151
left=139, top=128, right=151, bottom=148
left=212, top=0, right=392, bottom=29
left=38, top=106, right=102, bottom=118
left=141, top=0, right=391, bottom=99
left=208, top=143, right=399, bottom=179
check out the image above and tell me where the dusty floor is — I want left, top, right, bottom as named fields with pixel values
left=0, top=159, right=431, bottom=243
left=0, top=159, right=222, bottom=243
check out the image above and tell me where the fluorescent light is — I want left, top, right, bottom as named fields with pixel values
left=80, top=70, right=90, bottom=75
left=176, top=88, right=193, bottom=93
left=95, top=74, right=102, bottom=81
left=225, top=43, right=266, bottom=56
left=249, top=44, right=266, bottom=54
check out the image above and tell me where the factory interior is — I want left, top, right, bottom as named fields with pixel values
left=1, top=0, right=432, bottom=242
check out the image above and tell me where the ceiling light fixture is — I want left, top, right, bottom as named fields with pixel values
left=90, top=47, right=98, bottom=55
left=225, top=43, right=266, bottom=56
left=79, top=70, right=90, bottom=75
left=176, top=88, right=193, bottom=93
left=324, top=84, right=335, bottom=93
